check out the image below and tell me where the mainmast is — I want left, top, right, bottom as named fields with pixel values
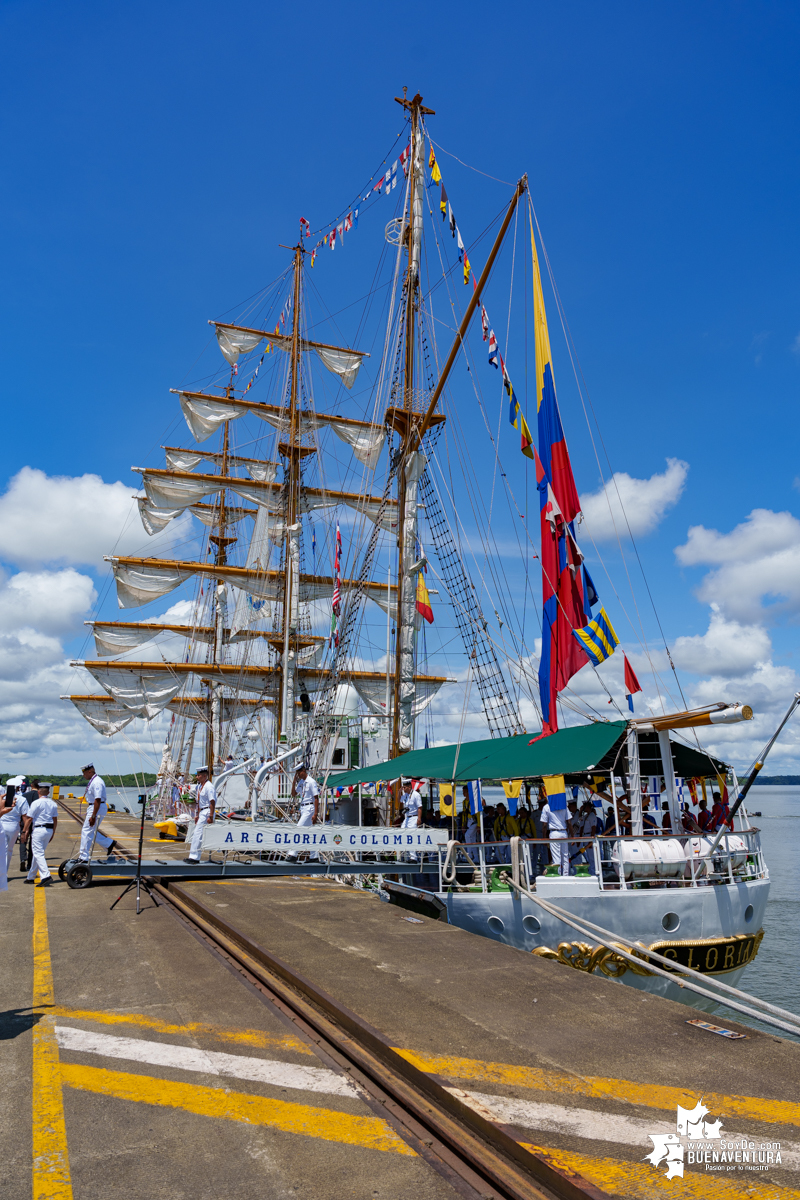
left=279, top=242, right=305, bottom=745
left=389, top=91, right=434, bottom=780
left=208, top=383, right=237, bottom=770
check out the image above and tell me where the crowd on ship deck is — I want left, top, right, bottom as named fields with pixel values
left=418, top=777, right=736, bottom=878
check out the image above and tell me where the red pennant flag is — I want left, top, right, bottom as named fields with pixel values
left=624, top=655, right=642, bottom=696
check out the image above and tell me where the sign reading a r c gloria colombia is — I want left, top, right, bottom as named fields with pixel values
left=196, top=823, right=449, bottom=853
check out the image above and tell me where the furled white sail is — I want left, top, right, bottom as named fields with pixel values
left=229, top=506, right=275, bottom=638
left=190, top=504, right=256, bottom=528
left=214, top=323, right=364, bottom=391
left=89, top=623, right=164, bottom=657
left=225, top=478, right=284, bottom=512
left=111, top=560, right=197, bottom=608
left=179, top=393, right=241, bottom=442
left=164, top=447, right=277, bottom=483
left=164, top=448, right=205, bottom=471
left=177, top=392, right=385, bottom=470
left=351, top=676, right=445, bottom=718
left=246, top=461, right=278, bottom=482
left=324, top=418, right=385, bottom=470
left=139, top=469, right=218, bottom=511
left=84, top=665, right=185, bottom=719
left=137, top=498, right=186, bottom=536
left=66, top=696, right=138, bottom=736
left=312, top=346, right=363, bottom=390
left=215, top=325, right=269, bottom=364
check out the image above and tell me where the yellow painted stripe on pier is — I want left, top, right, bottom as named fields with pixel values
left=525, top=1144, right=800, bottom=1200
left=60, top=1064, right=414, bottom=1155
left=51, top=1006, right=314, bottom=1056
left=32, top=888, right=74, bottom=1200
left=50, top=1005, right=800, bottom=1132
left=397, top=1050, right=800, bottom=1131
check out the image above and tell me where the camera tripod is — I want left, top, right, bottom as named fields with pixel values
left=110, top=793, right=159, bottom=914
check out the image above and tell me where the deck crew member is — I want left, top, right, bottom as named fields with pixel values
left=493, top=802, right=520, bottom=864
left=184, top=767, right=216, bottom=863
left=79, top=764, right=119, bottom=862
left=23, top=785, right=59, bottom=886
left=1, top=784, right=29, bottom=876
left=400, top=779, right=422, bottom=828
left=285, top=764, right=320, bottom=861
left=539, top=796, right=569, bottom=875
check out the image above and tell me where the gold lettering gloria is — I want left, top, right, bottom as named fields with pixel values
left=531, top=929, right=764, bottom=980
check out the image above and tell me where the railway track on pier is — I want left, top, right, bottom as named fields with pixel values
left=152, top=879, right=605, bottom=1200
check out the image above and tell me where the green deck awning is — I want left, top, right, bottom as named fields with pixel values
left=330, top=720, right=629, bottom=787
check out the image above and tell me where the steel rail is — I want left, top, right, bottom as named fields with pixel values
left=151, top=880, right=604, bottom=1200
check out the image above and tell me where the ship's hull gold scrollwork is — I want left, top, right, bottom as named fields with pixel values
left=531, top=929, right=764, bottom=979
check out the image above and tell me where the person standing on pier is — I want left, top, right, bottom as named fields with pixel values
left=287, top=765, right=321, bottom=862
left=78, top=764, right=120, bottom=862
left=19, top=777, right=38, bottom=870
left=23, top=784, right=59, bottom=886
left=1, top=784, right=29, bottom=877
left=184, top=767, right=216, bottom=863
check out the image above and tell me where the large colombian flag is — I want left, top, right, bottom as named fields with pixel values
left=531, top=213, right=595, bottom=736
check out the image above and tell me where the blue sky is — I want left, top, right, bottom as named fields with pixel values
left=2, top=0, right=800, bottom=773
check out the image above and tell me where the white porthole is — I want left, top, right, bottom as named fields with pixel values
left=744, top=904, right=754, bottom=923
left=661, top=912, right=681, bottom=933
left=522, top=915, right=541, bottom=934
left=487, top=915, right=504, bottom=933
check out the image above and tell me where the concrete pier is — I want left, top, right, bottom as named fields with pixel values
left=2, top=815, right=798, bottom=1199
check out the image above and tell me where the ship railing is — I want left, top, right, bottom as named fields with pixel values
left=431, top=829, right=767, bottom=894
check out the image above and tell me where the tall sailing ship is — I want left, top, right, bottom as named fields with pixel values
left=64, top=91, right=772, bottom=1009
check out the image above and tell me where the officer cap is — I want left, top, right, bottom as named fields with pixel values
left=38, top=783, right=50, bottom=793
left=81, top=762, right=94, bottom=772
left=196, top=765, right=209, bottom=775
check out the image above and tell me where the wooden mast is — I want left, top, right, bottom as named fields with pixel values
left=388, top=89, right=434, bottom=816
left=278, top=242, right=304, bottom=745
left=207, top=376, right=237, bottom=772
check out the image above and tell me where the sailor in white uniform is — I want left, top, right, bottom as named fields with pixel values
left=288, top=765, right=320, bottom=860
left=400, top=779, right=422, bottom=828
left=400, top=778, right=422, bottom=862
left=0, top=789, right=16, bottom=892
left=0, top=785, right=30, bottom=875
left=79, top=764, right=118, bottom=862
left=24, top=785, right=59, bottom=886
left=185, top=767, right=216, bottom=863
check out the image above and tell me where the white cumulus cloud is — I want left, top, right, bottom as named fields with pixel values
left=0, top=467, right=194, bottom=570
left=0, top=569, right=96, bottom=636
left=580, top=458, right=688, bottom=543
left=671, top=607, right=772, bottom=677
left=675, top=508, right=800, bottom=622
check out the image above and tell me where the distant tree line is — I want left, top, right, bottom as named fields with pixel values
left=751, top=775, right=800, bottom=786
left=1, top=773, right=158, bottom=787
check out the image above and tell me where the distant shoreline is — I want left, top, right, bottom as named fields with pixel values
left=1, top=773, right=157, bottom=788
left=751, top=776, right=800, bottom=786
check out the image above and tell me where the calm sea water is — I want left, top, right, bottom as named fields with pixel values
left=66, top=782, right=799, bottom=1035
left=710, top=786, right=800, bottom=1040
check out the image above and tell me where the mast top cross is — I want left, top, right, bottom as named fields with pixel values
left=394, top=91, right=435, bottom=116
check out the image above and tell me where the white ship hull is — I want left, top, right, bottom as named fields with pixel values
left=437, top=874, right=770, bottom=1011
